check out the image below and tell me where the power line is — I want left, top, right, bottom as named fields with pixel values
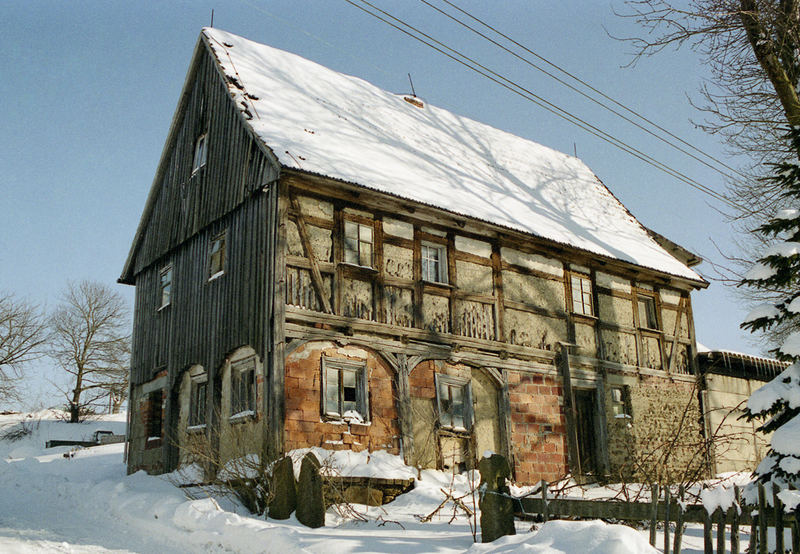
left=422, top=0, right=749, bottom=184
left=343, top=0, right=742, bottom=211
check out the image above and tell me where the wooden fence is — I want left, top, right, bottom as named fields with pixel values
left=514, top=481, right=800, bottom=553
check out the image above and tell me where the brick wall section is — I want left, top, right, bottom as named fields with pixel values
left=284, top=343, right=401, bottom=454
left=506, top=371, right=569, bottom=484
left=607, top=375, right=708, bottom=482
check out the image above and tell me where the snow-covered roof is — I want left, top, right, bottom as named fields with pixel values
left=203, top=28, right=703, bottom=283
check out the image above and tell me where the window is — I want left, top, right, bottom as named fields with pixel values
left=610, top=386, right=632, bottom=420
left=322, top=357, right=368, bottom=422
left=435, top=374, right=472, bottom=431
left=190, top=379, right=207, bottom=427
left=146, top=390, right=163, bottom=439
left=192, top=133, right=207, bottom=173
left=343, top=220, right=373, bottom=267
left=571, top=274, right=593, bottom=316
left=637, top=295, right=659, bottom=330
left=421, top=242, right=447, bottom=283
left=231, top=358, right=256, bottom=416
left=159, top=265, right=172, bottom=309
left=209, top=230, right=226, bottom=279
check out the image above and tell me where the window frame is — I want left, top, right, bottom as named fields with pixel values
left=230, top=357, right=256, bottom=418
left=158, top=265, right=173, bottom=310
left=636, top=294, right=660, bottom=330
left=321, top=357, right=369, bottom=422
left=192, top=132, right=207, bottom=174
left=343, top=219, right=374, bottom=268
left=208, top=230, right=227, bottom=280
left=421, top=241, right=448, bottom=284
left=435, top=374, right=473, bottom=432
left=189, top=376, right=208, bottom=427
left=610, top=385, right=632, bottom=420
left=570, top=273, right=594, bottom=317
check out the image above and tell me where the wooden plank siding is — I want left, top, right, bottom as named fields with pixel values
left=128, top=41, right=279, bottom=389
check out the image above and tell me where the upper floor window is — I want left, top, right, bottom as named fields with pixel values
left=637, top=295, right=659, bottom=330
left=231, top=357, right=256, bottom=417
left=570, top=274, right=593, bottom=316
left=322, top=357, right=368, bottom=422
left=344, top=220, right=373, bottom=267
left=190, top=378, right=208, bottom=427
left=192, top=133, right=207, bottom=174
left=435, top=374, right=472, bottom=431
left=159, top=265, right=172, bottom=309
left=421, top=242, right=448, bottom=283
left=209, top=230, right=227, bottom=279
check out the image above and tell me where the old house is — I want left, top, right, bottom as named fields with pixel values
left=121, top=28, right=709, bottom=484
left=697, top=349, right=787, bottom=474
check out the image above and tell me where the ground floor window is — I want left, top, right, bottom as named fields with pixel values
left=231, top=358, right=256, bottom=416
left=190, top=378, right=208, bottom=426
left=322, top=357, right=368, bottom=422
left=435, top=374, right=472, bottom=431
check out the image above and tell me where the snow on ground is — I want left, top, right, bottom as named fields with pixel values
left=0, top=411, right=751, bottom=553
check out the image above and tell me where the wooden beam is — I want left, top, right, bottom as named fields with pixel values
left=288, top=190, right=333, bottom=314
left=558, top=342, right=581, bottom=477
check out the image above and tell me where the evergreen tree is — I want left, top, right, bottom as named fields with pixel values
left=740, top=127, right=800, bottom=489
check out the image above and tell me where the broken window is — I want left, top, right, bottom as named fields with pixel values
left=159, top=265, right=172, bottom=309
left=435, top=374, right=472, bottom=431
left=610, top=386, right=632, bottom=420
left=637, top=295, right=659, bottom=330
left=421, top=242, right=448, bottom=283
left=322, top=357, right=368, bottom=422
left=190, top=378, right=207, bottom=427
left=209, top=230, right=227, bottom=279
left=570, top=274, right=593, bottom=316
left=231, top=358, right=256, bottom=417
left=192, top=133, right=207, bottom=174
left=343, top=220, right=373, bottom=267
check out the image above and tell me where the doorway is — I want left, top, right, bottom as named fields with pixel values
left=574, top=388, right=598, bottom=475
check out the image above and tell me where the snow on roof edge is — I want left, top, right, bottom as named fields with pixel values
left=201, top=27, right=703, bottom=284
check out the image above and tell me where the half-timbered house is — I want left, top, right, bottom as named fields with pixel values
left=121, top=28, right=709, bottom=483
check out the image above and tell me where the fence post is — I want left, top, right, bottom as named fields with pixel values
left=716, top=507, right=726, bottom=554
left=540, top=480, right=549, bottom=523
left=792, top=502, right=800, bottom=553
left=730, top=485, right=740, bottom=554
left=664, top=486, right=671, bottom=554
left=673, top=484, right=685, bottom=554
left=704, top=506, right=714, bottom=554
left=748, top=499, right=756, bottom=554
left=773, top=484, right=784, bottom=554
left=757, top=482, right=767, bottom=554
left=650, top=483, right=660, bottom=547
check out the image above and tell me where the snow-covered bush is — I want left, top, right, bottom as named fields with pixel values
left=740, top=127, right=800, bottom=490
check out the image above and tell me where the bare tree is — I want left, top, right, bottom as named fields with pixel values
left=50, top=281, right=130, bottom=422
left=0, top=293, right=47, bottom=403
left=617, top=0, right=800, bottom=348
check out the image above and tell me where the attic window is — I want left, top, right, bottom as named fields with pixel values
left=637, top=295, right=659, bottom=330
left=192, top=133, right=207, bottom=174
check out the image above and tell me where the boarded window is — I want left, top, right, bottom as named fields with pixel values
left=159, top=265, right=172, bottom=309
left=435, top=374, right=472, bottom=431
left=637, top=296, right=659, bottom=330
left=209, top=230, right=227, bottom=278
left=421, top=243, right=447, bottom=283
left=190, top=379, right=207, bottom=426
left=231, top=358, right=256, bottom=416
left=344, top=220, right=373, bottom=267
left=322, top=357, right=368, bottom=422
left=192, top=133, right=207, bottom=173
left=571, top=274, right=593, bottom=316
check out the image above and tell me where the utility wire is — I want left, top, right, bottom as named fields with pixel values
left=344, top=0, right=741, bottom=211
left=422, top=0, right=749, bottom=184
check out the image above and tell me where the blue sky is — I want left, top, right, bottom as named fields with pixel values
left=1, top=1, right=754, bottom=408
